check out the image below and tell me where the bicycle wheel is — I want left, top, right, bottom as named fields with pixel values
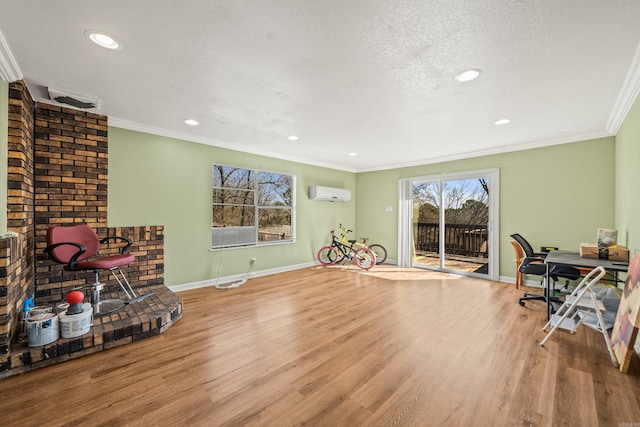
left=334, top=245, right=347, bottom=263
left=328, top=246, right=342, bottom=263
left=354, top=247, right=376, bottom=270
left=368, top=244, right=387, bottom=265
left=317, top=246, right=339, bottom=265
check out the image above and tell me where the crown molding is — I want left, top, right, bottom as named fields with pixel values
left=110, top=115, right=612, bottom=174
left=108, top=116, right=357, bottom=173
left=607, top=42, right=640, bottom=134
left=0, top=29, right=22, bottom=82
left=357, top=130, right=612, bottom=173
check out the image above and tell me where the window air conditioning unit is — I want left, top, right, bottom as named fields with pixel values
left=212, top=226, right=256, bottom=247
left=309, top=185, right=351, bottom=202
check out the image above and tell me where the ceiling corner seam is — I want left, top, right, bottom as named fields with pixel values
left=606, top=41, right=640, bottom=135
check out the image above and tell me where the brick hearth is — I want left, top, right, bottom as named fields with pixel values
left=0, top=284, right=182, bottom=378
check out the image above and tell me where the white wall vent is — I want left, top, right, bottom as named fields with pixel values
left=48, top=87, right=100, bottom=111
left=309, top=185, right=351, bottom=202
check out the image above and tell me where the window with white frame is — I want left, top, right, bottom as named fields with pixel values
left=212, top=164, right=294, bottom=248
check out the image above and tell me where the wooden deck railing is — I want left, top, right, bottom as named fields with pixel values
left=415, top=223, right=488, bottom=258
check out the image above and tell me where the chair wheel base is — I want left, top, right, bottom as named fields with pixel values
left=94, top=298, right=125, bottom=316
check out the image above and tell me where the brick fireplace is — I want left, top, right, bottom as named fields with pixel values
left=0, top=81, right=181, bottom=378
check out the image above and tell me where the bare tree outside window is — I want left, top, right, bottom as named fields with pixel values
left=414, top=179, right=488, bottom=225
left=257, top=172, right=293, bottom=242
left=212, top=165, right=295, bottom=248
left=212, top=166, right=254, bottom=228
left=413, top=178, right=489, bottom=261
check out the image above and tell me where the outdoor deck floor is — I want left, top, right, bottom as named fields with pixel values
left=414, top=253, right=487, bottom=273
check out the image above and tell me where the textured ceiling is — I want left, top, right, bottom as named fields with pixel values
left=1, top=0, right=640, bottom=172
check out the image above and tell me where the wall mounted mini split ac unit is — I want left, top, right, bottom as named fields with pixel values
left=308, top=185, right=351, bottom=202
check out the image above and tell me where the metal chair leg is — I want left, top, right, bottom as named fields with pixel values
left=109, top=267, right=138, bottom=299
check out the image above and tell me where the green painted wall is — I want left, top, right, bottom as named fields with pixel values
left=356, top=137, right=616, bottom=278
left=0, top=94, right=623, bottom=285
left=109, top=126, right=615, bottom=285
left=107, top=127, right=356, bottom=286
left=615, top=95, right=640, bottom=257
left=0, top=80, right=8, bottom=233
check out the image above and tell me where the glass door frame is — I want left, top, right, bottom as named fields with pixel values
left=398, top=168, right=499, bottom=280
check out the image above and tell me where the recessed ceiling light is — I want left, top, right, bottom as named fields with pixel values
left=348, top=152, right=358, bottom=157
left=493, top=118, right=511, bottom=125
left=454, top=69, right=481, bottom=82
left=84, top=30, right=122, bottom=50
left=184, top=119, right=199, bottom=126
left=288, top=135, right=299, bottom=141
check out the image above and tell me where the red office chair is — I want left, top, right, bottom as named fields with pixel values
left=44, top=224, right=144, bottom=315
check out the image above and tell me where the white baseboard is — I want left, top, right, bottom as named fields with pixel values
left=170, top=258, right=400, bottom=292
left=499, top=275, right=544, bottom=288
left=170, top=261, right=318, bottom=292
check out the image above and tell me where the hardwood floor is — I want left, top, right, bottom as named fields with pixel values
left=1, top=265, right=639, bottom=426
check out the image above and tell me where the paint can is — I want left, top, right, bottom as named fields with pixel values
left=59, top=303, right=93, bottom=338
left=27, top=312, right=59, bottom=347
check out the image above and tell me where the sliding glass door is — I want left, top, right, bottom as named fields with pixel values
left=399, top=169, right=498, bottom=279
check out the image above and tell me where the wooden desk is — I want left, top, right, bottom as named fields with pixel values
left=545, top=250, right=629, bottom=284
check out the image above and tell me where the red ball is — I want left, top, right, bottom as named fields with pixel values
left=66, top=290, right=85, bottom=305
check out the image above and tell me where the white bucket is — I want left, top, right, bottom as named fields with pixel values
left=27, top=313, right=59, bottom=347
left=59, top=303, right=93, bottom=338
left=31, top=305, right=53, bottom=316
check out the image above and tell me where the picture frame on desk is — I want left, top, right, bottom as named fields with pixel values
left=597, top=227, right=618, bottom=247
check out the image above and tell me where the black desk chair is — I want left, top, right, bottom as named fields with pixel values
left=511, top=233, right=548, bottom=289
left=517, top=255, right=580, bottom=318
left=510, top=233, right=548, bottom=258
